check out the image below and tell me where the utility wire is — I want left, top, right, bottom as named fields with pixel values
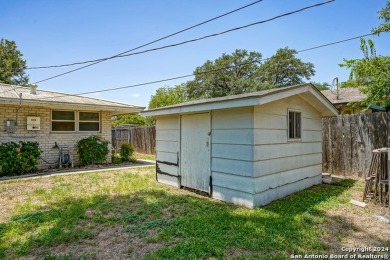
left=31, top=32, right=380, bottom=101
left=31, top=0, right=334, bottom=85
left=0, top=32, right=376, bottom=98
left=0, top=0, right=264, bottom=96
left=27, top=0, right=265, bottom=70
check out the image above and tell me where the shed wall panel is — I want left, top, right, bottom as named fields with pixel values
left=156, top=130, right=179, bottom=141
left=254, top=153, right=322, bottom=177
left=254, top=142, right=322, bottom=161
left=156, top=115, right=179, bottom=130
left=157, top=151, right=178, bottom=164
left=211, top=158, right=253, bottom=177
left=212, top=107, right=253, bottom=129
left=212, top=185, right=254, bottom=208
left=157, top=163, right=179, bottom=176
left=254, top=164, right=322, bottom=193
left=212, top=172, right=253, bottom=194
left=156, top=140, right=179, bottom=153
left=254, top=175, right=322, bottom=206
left=212, top=129, right=253, bottom=145
left=157, top=173, right=180, bottom=188
left=212, top=144, right=253, bottom=161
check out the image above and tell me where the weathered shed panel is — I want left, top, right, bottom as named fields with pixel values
left=252, top=95, right=323, bottom=205
left=155, top=114, right=180, bottom=187
left=210, top=107, right=254, bottom=204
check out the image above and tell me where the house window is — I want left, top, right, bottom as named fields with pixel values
left=51, top=111, right=100, bottom=132
left=79, top=112, right=100, bottom=131
left=52, top=111, right=75, bottom=131
left=288, top=111, right=301, bottom=139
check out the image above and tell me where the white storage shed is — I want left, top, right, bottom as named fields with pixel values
left=141, top=83, right=338, bottom=208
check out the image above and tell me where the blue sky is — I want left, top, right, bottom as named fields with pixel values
left=1, top=0, right=389, bottom=107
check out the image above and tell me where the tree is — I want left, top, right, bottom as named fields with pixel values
left=186, top=48, right=315, bottom=99
left=258, top=48, right=315, bottom=87
left=112, top=114, right=146, bottom=127
left=186, top=49, right=271, bottom=99
left=0, top=38, right=29, bottom=85
left=311, top=81, right=330, bottom=91
left=340, top=39, right=390, bottom=107
left=148, top=84, right=188, bottom=109
left=372, top=0, right=390, bottom=35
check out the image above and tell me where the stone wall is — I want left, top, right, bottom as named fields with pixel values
left=0, top=104, right=113, bottom=168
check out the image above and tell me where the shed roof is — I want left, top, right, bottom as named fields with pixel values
left=321, top=88, right=366, bottom=105
left=141, top=83, right=338, bottom=117
left=0, top=83, right=144, bottom=115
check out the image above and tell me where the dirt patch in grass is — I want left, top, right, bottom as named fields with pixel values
left=0, top=178, right=56, bottom=223
left=320, top=181, right=390, bottom=254
left=27, top=224, right=165, bottom=260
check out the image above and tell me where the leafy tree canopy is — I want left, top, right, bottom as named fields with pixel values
left=311, top=81, right=330, bottom=91
left=258, top=48, right=315, bottom=87
left=112, top=114, right=146, bottom=127
left=186, top=48, right=315, bottom=99
left=372, top=0, right=390, bottom=35
left=186, top=49, right=271, bottom=99
left=0, top=38, right=29, bottom=85
left=148, top=84, right=188, bottom=109
left=340, top=39, right=390, bottom=107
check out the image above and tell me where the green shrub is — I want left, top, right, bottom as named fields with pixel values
left=76, top=135, right=109, bottom=165
left=112, top=153, right=122, bottom=164
left=0, top=141, right=42, bottom=176
left=120, top=144, right=136, bottom=163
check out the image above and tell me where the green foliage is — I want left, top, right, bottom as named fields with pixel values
left=185, top=48, right=315, bottom=99
left=111, top=153, right=122, bottom=164
left=372, top=0, right=390, bottom=35
left=340, top=39, right=390, bottom=107
left=148, top=83, right=188, bottom=109
left=120, top=143, right=136, bottom=163
left=76, top=135, right=109, bottom=165
left=0, top=38, right=29, bottom=85
left=0, top=141, right=42, bottom=176
left=186, top=49, right=271, bottom=99
left=258, top=48, right=315, bottom=87
left=112, top=114, right=145, bottom=127
left=311, top=81, right=330, bottom=90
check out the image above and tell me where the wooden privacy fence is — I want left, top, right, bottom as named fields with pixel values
left=112, top=126, right=156, bottom=154
left=322, top=112, right=390, bottom=177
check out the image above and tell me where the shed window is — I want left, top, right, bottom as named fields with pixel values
left=288, top=111, right=301, bottom=139
left=51, top=111, right=100, bottom=132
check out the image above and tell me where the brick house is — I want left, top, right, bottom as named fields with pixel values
left=0, top=83, right=144, bottom=168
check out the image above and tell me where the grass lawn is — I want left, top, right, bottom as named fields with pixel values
left=0, top=167, right=389, bottom=259
left=135, top=153, right=156, bottom=161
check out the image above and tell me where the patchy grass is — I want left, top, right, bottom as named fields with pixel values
left=0, top=168, right=388, bottom=259
left=135, top=153, right=156, bottom=161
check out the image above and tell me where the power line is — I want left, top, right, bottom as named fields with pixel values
left=32, top=32, right=379, bottom=101
left=31, top=0, right=334, bottom=85
left=0, top=31, right=376, bottom=98
left=27, top=0, right=265, bottom=70
left=0, top=0, right=265, bottom=96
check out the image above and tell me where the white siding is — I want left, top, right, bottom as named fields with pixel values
left=252, top=95, right=322, bottom=206
left=211, top=107, right=254, bottom=204
left=155, top=115, right=180, bottom=187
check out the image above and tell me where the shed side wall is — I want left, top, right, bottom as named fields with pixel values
left=210, top=107, right=255, bottom=208
left=253, top=95, right=322, bottom=206
left=155, top=114, right=180, bottom=187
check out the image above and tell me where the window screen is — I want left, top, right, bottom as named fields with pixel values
left=288, top=111, right=301, bottom=139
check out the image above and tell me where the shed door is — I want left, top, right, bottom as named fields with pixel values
left=180, top=113, right=210, bottom=192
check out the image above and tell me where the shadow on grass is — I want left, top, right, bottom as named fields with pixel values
left=0, top=179, right=359, bottom=259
